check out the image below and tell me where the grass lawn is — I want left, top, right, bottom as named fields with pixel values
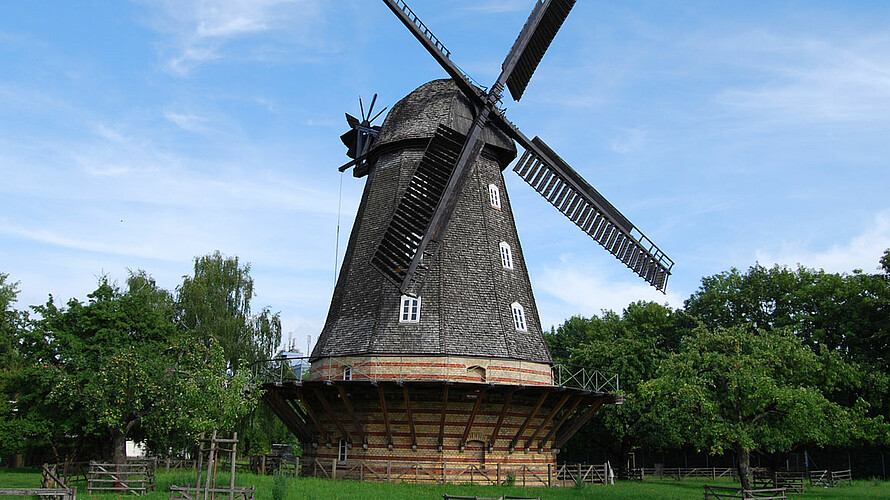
left=1, top=469, right=888, bottom=499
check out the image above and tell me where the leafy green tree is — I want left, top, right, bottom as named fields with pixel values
left=642, top=326, right=886, bottom=490
left=6, top=273, right=254, bottom=463
left=546, top=302, right=685, bottom=475
left=685, top=260, right=890, bottom=372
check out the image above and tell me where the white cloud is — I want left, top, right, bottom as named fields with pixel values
left=535, top=255, right=684, bottom=327
left=755, top=209, right=890, bottom=273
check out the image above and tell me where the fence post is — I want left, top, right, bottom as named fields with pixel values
left=331, top=459, right=337, bottom=480
left=387, top=461, right=391, bottom=482
left=548, top=463, right=552, bottom=487
left=496, top=463, right=501, bottom=485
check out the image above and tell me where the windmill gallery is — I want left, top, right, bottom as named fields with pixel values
left=262, top=0, right=673, bottom=482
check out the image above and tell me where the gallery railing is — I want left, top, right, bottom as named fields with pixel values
left=252, top=355, right=618, bottom=393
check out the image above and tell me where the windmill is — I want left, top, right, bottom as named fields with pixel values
left=373, top=0, right=673, bottom=298
left=262, top=0, right=664, bottom=483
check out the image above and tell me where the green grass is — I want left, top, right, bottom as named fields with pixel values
left=1, top=469, right=888, bottom=499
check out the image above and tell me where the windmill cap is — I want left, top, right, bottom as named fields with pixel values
left=374, top=79, right=517, bottom=169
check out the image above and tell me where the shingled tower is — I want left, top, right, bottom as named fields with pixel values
left=312, top=79, right=551, bottom=379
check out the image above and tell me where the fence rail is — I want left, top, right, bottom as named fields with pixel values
left=632, top=467, right=737, bottom=480
left=704, top=484, right=786, bottom=499
left=307, top=459, right=612, bottom=487
left=87, top=459, right=156, bottom=495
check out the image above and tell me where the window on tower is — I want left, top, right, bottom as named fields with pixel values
left=499, top=242, right=513, bottom=269
left=488, top=184, right=501, bottom=209
left=338, top=439, right=348, bottom=464
left=511, top=302, right=527, bottom=331
left=399, top=295, right=421, bottom=323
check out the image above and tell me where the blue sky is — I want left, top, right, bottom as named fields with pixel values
left=2, top=1, right=890, bottom=351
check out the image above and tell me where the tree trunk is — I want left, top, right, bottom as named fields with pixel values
left=736, top=447, right=752, bottom=491
left=111, top=428, right=127, bottom=465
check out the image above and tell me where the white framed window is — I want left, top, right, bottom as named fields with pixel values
left=511, top=302, right=527, bottom=331
left=399, top=295, right=421, bottom=323
left=338, top=438, right=348, bottom=463
left=343, top=366, right=353, bottom=381
left=499, top=242, right=513, bottom=270
left=488, top=184, right=501, bottom=209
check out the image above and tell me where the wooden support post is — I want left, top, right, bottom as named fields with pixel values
left=540, top=395, right=582, bottom=449
left=331, top=459, right=337, bottom=480
left=461, top=388, right=486, bottom=449
left=510, top=392, right=548, bottom=452
left=229, top=432, right=237, bottom=500
left=378, top=385, right=394, bottom=448
left=497, top=463, right=501, bottom=485
left=336, top=383, right=367, bottom=445
left=548, top=463, right=552, bottom=487
left=403, top=385, right=417, bottom=450
left=296, top=391, right=327, bottom=444
left=313, top=388, right=351, bottom=443
left=438, top=385, right=449, bottom=451
left=526, top=392, right=570, bottom=450
left=490, top=389, right=514, bottom=450
left=555, top=397, right=605, bottom=449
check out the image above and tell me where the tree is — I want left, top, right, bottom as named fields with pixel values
left=177, top=252, right=282, bottom=454
left=178, top=251, right=281, bottom=372
left=8, top=273, right=254, bottom=463
left=546, top=302, right=685, bottom=475
left=642, top=326, right=886, bottom=490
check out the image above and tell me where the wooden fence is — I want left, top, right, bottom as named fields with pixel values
left=632, top=467, right=737, bottom=480
left=307, top=460, right=612, bottom=487
left=703, top=485, right=786, bottom=499
left=0, top=487, right=77, bottom=500
left=809, top=469, right=852, bottom=487
left=753, top=470, right=805, bottom=493
left=87, top=459, right=156, bottom=495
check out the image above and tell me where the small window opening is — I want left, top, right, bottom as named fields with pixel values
left=488, top=184, right=501, bottom=209
left=511, top=302, right=527, bottom=331
left=400, top=295, right=421, bottom=323
left=338, top=439, right=348, bottom=463
left=343, top=366, right=353, bottom=381
left=499, top=242, right=513, bottom=269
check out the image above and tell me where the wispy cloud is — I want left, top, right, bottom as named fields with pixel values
left=755, top=209, right=890, bottom=274
left=714, top=33, right=890, bottom=123
left=534, top=255, right=684, bottom=327
left=140, top=0, right=328, bottom=74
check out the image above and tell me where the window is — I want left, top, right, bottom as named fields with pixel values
left=343, top=366, right=353, bottom=381
left=511, top=302, right=527, bottom=331
left=499, top=242, right=513, bottom=269
left=400, top=295, right=421, bottom=323
left=488, top=184, right=501, bottom=209
left=338, top=439, right=348, bottom=463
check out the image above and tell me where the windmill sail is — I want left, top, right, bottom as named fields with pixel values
left=503, top=0, right=577, bottom=102
left=371, top=124, right=465, bottom=294
left=513, top=137, right=673, bottom=291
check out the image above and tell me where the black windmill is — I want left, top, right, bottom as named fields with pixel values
left=262, top=0, right=672, bottom=478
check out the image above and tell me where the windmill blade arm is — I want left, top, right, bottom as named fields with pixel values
left=502, top=0, right=576, bottom=102
left=382, top=0, right=485, bottom=107
left=508, top=129, right=673, bottom=292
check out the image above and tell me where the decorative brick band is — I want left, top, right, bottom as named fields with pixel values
left=310, top=355, right=554, bottom=386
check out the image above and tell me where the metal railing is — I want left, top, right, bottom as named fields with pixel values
left=252, top=355, right=619, bottom=393
left=552, top=363, right=619, bottom=393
